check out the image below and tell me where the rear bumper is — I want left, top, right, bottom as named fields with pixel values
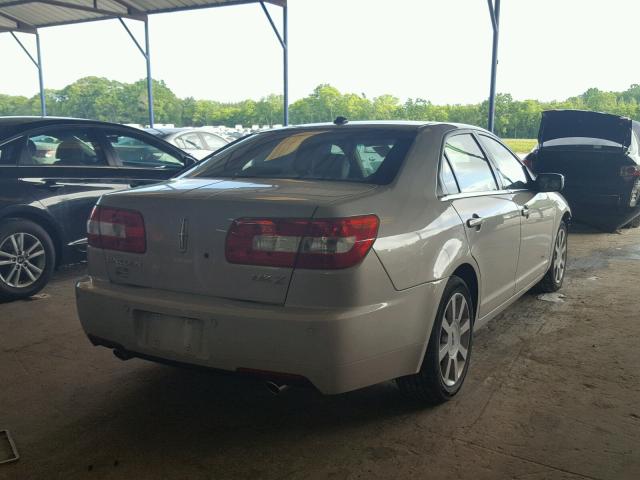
left=568, top=203, right=640, bottom=231
left=76, top=276, right=444, bottom=394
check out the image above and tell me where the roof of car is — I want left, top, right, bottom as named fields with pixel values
left=1, top=117, right=492, bottom=141
left=0, top=116, right=145, bottom=140
left=145, top=127, right=227, bottom=136
left=277, top=120, right=491, bottom=133
left=145, top=127, right=184, bottom=135
left=0, top=116, right=121, bottom=127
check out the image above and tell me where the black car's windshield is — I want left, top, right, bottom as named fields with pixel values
left=182, top=128, right=416, bottom=185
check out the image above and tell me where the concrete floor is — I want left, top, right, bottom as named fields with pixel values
left=1, top=226, right=639, bottom=480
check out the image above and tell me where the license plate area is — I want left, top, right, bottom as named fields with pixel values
left=133, top=310, right=206, bottom=358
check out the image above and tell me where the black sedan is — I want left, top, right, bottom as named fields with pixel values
left=525, top=110, right=640, bottom=231
left=0, top=117, right=195, bottom=300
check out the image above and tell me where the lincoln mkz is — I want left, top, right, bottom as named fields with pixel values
left=76, top=120, right=570, bottom=403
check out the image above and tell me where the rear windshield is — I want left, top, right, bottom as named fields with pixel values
left=183, top=128, right=416, bottom=185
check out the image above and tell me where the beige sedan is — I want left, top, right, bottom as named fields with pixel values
left=76, top=121, right=570, bottom=404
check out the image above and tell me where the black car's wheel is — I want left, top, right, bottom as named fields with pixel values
left=0, top=219, right=55, bottom=301
left=396, top=276, right=474, bottom=405
left=537, top=220, right=568, bottom=293
left=624, top=216, right=640, bottom=229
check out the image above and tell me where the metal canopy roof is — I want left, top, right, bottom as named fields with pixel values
left=0, top=0, right=285, bottom=32
left=1, top=0, right=289, bottom=127
left=2, top=1, right=501, bottom=133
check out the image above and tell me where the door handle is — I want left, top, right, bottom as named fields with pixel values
left=22, top=180, right=64, bottom=190
left=520, top=205, right=530, bottom=218
left=466, top=215, right=484, bottom=229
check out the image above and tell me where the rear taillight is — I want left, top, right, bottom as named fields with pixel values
left=522, top=154, right=534, bottom=170
left=226, top=215, right=379, bottom=269
left=620, top=165, right=640, bottom=179
left=87, top=206, right=146, bottom=253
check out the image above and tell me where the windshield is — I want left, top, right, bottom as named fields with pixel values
left=182, top=128, right=416, bottom=185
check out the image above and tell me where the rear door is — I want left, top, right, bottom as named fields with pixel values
left=0, top=139, right=24, bottom=213
left=442, top=133, right=521, bottom=318
left=19, top=126, right=127, bottom=248
left=478, top=135, right=556, bottom=292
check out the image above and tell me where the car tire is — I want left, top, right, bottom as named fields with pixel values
left=0, top=219, right=55, bottom=301
left=537, top=220, right=568, bottom=293
left=624, top=216, right=640, bottom=229
left=396, top=276, right=474, bottom=405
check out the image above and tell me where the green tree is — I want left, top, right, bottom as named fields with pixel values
left=4, top=77, right=640, bottom=135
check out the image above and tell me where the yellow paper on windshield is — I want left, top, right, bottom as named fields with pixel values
left=265, top=131, right=327, bottom=161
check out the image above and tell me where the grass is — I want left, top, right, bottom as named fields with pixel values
left=503, top=138, right=537, bottom=154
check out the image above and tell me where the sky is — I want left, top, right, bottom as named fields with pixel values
left=1, top=0, right=640, bottom=105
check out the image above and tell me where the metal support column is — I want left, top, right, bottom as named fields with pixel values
left=119, top=16, right=153, bottom=127
left=487, top=0, right=500, bottom=133
left=35, top=31, right=46, bottom=116
left=260, top=1, right=288, bottom=125
left=282, top=4, right=288, bottom=126
left=11, top=30, right=46, bottom=116
left=144, top=19, right=154, bottom=127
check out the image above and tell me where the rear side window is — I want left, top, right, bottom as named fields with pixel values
left=445, top=134, right=497, bottom=193
left=439, top=157, right=459, bottom=195
left=187, top=129, right=416, bottom=185
left=22, top=129, right=107, bottom=166
left=479, top=135, right=528, bottom=189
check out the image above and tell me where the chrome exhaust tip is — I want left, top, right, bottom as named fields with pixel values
left=265, top=381, right=289, bottom=395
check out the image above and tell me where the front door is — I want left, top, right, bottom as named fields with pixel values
left=478, top=135, right=556, bottom=292
left=443, top=133, right=521, bottom=319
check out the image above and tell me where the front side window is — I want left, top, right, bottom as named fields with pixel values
left=479, top=135, right=528, bottom=189
left=444, top=134, right=497, bottom=193
left=186, top=129, right=416, bottom=185
left=107, top=133, right=184, bottom=169
left=22, top=129, right=106, bottom=166
left=202, top=133, right=227, bottom=150
left=179, top=133, right=205, bottom=150
left=0, top=139, right=21, bottom=166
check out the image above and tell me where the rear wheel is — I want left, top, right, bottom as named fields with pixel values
left=396, top=276, right=474, bottom=404
left=0, top=219, right=55, bottom=301
left=537, top=220, right=568, bottom=293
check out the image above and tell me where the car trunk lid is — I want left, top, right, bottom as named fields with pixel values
left=538, top=110, right=632, bottom=147
left=98, top=178, right=376, bottom=304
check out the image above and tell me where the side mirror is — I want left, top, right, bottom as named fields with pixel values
left=535, top=172, right=564, bottom=192
left=182, top=154, right=196, bottom=166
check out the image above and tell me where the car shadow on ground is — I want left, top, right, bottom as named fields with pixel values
left=27, top=361, right=459, bottom=477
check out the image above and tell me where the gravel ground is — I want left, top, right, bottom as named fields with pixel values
left=0, top=225, right=639, bottom=480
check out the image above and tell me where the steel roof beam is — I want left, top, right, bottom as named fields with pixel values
left=9, top=29, right=46, bottom=116
left=0, top=0, right=146, bottom=22
left=259, top=1, right=288, bottom=125
left=0, top=10, right=36, bottom=33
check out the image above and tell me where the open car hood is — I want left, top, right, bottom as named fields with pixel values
left=538, top=110, right=632, bottom=148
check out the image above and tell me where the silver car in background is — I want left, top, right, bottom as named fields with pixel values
left=76, top=121, right=570, bottom=404
left=146, top=127, right=229, bottom=160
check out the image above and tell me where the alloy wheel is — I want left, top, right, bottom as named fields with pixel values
left=553, top=228, right=567, bottom=284
left=0, top=233, right=46, bottom=288
left=439, top=292, right=472, bottom=387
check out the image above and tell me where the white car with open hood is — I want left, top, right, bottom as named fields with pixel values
left=76, top=120, right=570, bottom=403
